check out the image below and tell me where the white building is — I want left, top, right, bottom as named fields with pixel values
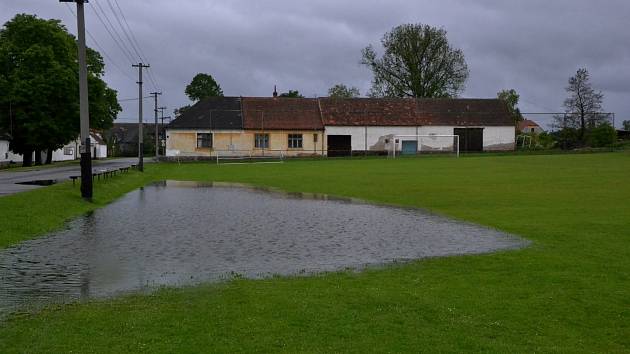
left=319, top=98, right=515, bottom=156
left=165, top=96, right=516, bottom=158
left=0, top=130, right=107, bottom=166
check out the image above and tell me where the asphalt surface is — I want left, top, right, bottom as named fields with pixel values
left=0, top=158, right=147, bottom=196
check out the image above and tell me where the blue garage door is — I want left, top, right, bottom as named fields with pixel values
left=401, top=140, right=418, bottom=155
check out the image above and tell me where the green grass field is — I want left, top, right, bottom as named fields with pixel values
left=1, top=153, right=629, bottom=352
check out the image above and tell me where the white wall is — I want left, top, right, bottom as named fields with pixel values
left=325, top=126, right=417, bottom=151
left=50, top=141, right=78, bottom=162
left=325, top=125, right=515, bottom=152
left=483, top=126, right=515, bottom=151
left=0, top=139, right=24, bottom=163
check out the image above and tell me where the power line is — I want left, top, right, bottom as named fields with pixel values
left=118, top=96, right=152, bottom=102
left=64, top=3, right=134, bottom=81
left=89, top=1, right=135, bottom=63
left=104, top=0, right=145, bottom=62
left=112, top=0, right=149, bottom=62
left=106, top=0, right=161, bottom=91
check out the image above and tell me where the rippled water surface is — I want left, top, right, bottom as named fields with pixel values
left=0, top=181, right=527, bottom=315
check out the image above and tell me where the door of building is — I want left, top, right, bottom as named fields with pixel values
left=327, top=135, right=352, bottom=157
left=401, top=140, right=418, bottom=155
left=454, top=128, right=483, bottom=152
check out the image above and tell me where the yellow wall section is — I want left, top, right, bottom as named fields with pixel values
left=166, top=130, right=324, bottom=157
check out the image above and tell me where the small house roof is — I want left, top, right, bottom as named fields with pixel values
left=242, top=97, right=324, bottom=130
left=518, top=119, right=541, bottom=131
left=168, top=97, right=243, bottom=130
left=104, top=123, right=163, bottom=144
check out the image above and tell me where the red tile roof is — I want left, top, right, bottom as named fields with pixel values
left=319, top=98, right=513, bottom=126
left=242, top=97, right=324, bottom=130
left=517, top=119, right=541, bottom=131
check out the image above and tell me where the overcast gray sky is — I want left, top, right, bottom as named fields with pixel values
left=1, top=0, right=629, bottom=128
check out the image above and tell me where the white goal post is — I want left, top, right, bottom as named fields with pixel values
left=390, top=135, right=460, bottom=158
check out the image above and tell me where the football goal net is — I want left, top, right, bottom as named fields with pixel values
left=215, top=150, right=285, bottom=165
left=389, top=135, right=460, bottom=158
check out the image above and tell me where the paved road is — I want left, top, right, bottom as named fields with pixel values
left=0, top=158, right=148, bottom=196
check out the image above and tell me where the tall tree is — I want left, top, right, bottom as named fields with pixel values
left=185, top=73, right=223, bottom=102
left=497, top=89, right=524, bottom=124
left=361, top=23, right=469, bottom=98
left=556, top=68, right=604, bottom=141
left=328, top=84, right=360, bottom=98
left=622, top=120, right=630, bottom=131
left=0, top=14, right=120, bottom=166
left=279, top=90, right=304, bottom=98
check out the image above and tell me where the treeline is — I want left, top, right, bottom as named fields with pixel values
left=0, top=14, right=121, bottom=166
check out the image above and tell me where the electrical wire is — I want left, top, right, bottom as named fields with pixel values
left=89, top=0, right=136, bottom=64
left=64, top=3, right=135, bottom=82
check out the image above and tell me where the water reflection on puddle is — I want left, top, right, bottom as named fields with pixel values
left=0, top=181, right=527, bottom=315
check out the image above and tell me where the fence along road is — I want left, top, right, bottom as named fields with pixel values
left=0, top=158, right=148, bottom=196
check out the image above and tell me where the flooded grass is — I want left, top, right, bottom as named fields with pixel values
left=0, top=181, right=526, bottom=315
left=0, top=153, right=629, bottom=352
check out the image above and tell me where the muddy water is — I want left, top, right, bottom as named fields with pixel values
left=0, top=181, right=527, bottom=315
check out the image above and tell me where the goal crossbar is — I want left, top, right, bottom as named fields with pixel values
left=391, top=135, right=459, bottom=158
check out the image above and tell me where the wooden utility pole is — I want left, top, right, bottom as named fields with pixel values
left=150, top=91, right=161, bottom=158
left=60, top=0, right=92, bottom=200
left=132, top=63, right=150, bottom=171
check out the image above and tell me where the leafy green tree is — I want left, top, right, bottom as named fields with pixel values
left=185, top=73, right=223, bottom=102
left=586, top=122, right=616, bottom=147
left=328, top=84, right=360, bottom=98
left=279, top=90, right=304, bottom=98
left=622, top=120, right=630, bottom=131
left=536, top=131, right=556, bottom=150
left=497, top=89, right=524, bottom=124
left=361, top=23, right=469, bottom=98
left=0, top=14, right=120, bottom=166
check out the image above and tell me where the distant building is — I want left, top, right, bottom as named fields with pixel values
left=104, top=123, right=165, bottom=157
left=165, top=96, right=516, bottom=157
left=518, top=119, right=544, bottom=134
left=0, top=129, right=106, bottom=166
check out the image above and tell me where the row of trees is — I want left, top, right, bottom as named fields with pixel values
left=0, top=14, right=121, bottom=166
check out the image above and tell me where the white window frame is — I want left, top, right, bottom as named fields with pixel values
left=288, top=134, right=303, bottom=149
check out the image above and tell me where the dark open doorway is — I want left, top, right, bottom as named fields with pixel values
left=454, top=128, right=483, bottom=152
left=327, top=135, right=352, bottom=157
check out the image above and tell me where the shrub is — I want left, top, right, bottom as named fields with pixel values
left=587, top=123, right=617, bottom=148
left=553, top=128, right=580, bottom=150
left=536, top=132, right=556, bottom=149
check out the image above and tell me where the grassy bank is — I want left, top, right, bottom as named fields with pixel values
left=1, top=153, right=629, bottom=352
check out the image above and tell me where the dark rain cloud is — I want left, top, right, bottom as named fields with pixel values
left=1, top=0, right=629, bottom=127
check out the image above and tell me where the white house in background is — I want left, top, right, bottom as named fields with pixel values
left=0, top=130, right=107, bottom=166
left=518, top=119, right=544, bottom=134
left=0, top=130, right=22, bottom=165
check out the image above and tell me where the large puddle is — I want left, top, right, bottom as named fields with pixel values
left=0, top=181, right=527, bottom=316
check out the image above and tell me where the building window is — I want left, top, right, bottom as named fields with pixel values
left=313, top=134, right=318, bottom=143
left=64, top=147, right=74, bottom=155
left=288, top=134, right=303, bottom=149
left=255, top=133, right=269, bottom=148
left=530, top=128, right=535, bottom=133
left=197, top=133, right=212, bottom=148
